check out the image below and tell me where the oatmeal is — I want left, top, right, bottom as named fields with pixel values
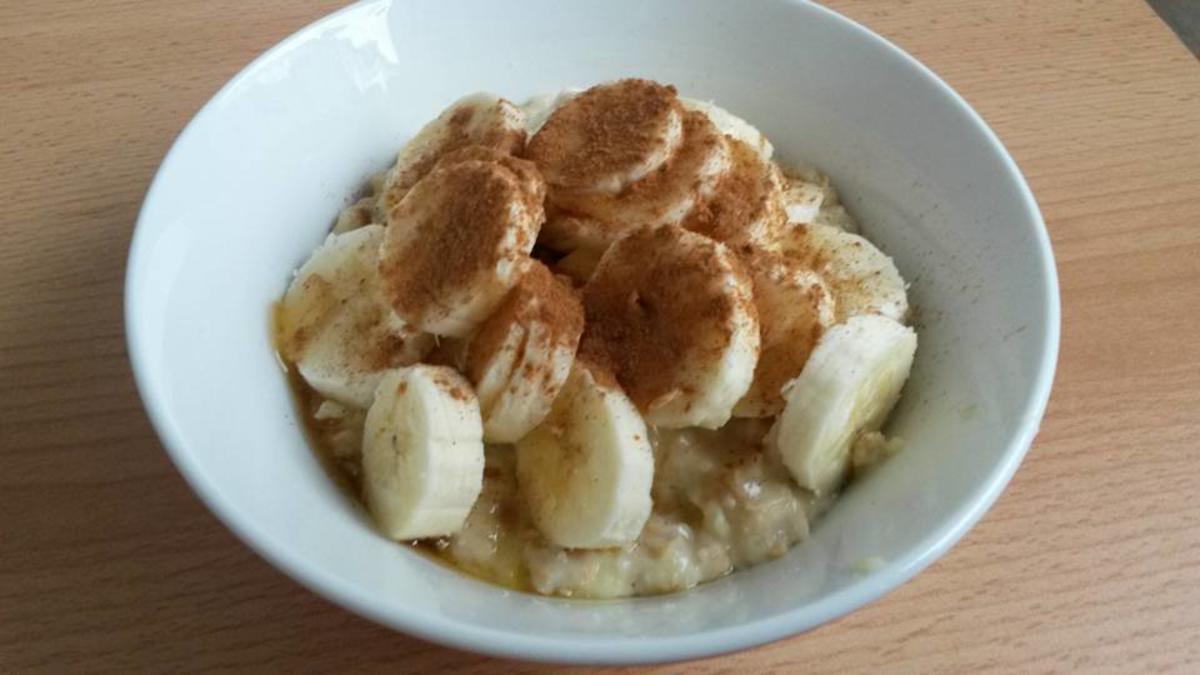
left=274, top=79, right=916, bottom=598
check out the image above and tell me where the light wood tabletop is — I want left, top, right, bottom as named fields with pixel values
left=3, top=0, right=1199, bottom=671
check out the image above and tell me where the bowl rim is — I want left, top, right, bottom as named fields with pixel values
left=124, top=0, right=1060, bottom=664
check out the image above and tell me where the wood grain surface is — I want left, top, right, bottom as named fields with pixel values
left=2, top=0, right=1199, bottom=672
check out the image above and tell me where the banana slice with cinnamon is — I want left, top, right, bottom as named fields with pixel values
left=379, top=148, right=546, bottom=338
left=580, top=225, right=759, bottom=429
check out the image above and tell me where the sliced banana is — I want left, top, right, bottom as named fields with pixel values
left=680, top=97, right=773, bottom=161
left=680, top=137, right=785, bottom=247
left=542, top=108, right=730, bottom=252
left=525, top=79, right=683, bottom=195
left=378, top=151, right=546, bottom=337
left=775, top=223, right=908, bottom=322
left=778, top=165, right=860, bottom=234
left=733, top=247, right=836, bottom=417
left=780, top=178, right=825, bottom=226
left=376, top=93, right=527, bottom=220
left=515, top=362, right=654, bottom=548
left=770, top=314, right=917, bottom=494
left=332, top=196, right=376, bottom=234
left=520, top=89, right=580, bottom=135
left=580, top=225, right=759, bottom=429
left=466, top=264, right=584, bottom=443
left=362, top=365, right=486, bottom=540
left=277, top=225, right=432, bottom=409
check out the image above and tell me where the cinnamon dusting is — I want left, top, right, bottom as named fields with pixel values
left=579, top=226, right=747, bottom=412
left=525, top=79, right=680, bottom=191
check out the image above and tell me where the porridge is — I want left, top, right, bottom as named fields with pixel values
left=274, top=79, right=916, bottom=598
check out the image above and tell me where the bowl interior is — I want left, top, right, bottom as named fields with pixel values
left=126, top=0, right=1057, bottom=663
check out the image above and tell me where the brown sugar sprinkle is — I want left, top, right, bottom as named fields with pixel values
left=378, top=155, right=544, bottom=327
left=545, top=109, right=726, bottom=244
left=380, top=98, right=527, bottom=217
left=579, top=225, right=744, bottom=412
left=525, top=79, right=680, bottom=191
left=681, top=137, right=782, bottom=246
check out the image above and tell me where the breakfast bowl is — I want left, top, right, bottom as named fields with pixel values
left=124, top=0, right=1059, bottom=664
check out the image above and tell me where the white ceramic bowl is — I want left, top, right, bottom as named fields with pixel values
left=125, top=0, right=1058, bottom=664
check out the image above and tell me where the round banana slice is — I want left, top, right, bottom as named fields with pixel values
left=515, top=362, right=654, bottom=549
left=733, top=247, right=836, bottom=417
left=520, top=89, right=580, bottom=135
left=680, top=137, right=785, bottom=247
left=466, top=264, right=585, bottom=443
left=277, top=225, right=432, bottom=409
left=331, top=196, right=376, bottom=234
left=525, top=79, right=683, bottom=195
left=541, top=109, right=730, bottom=252
left=775, top=223, right=908, bottom=322
left=580, top=225, right=760, bottom=429
left=680, top=97, right=774, bottom=161
left=379, top=152, right=546, bottom=337
left=770, top=314, right=917, bottom=495
left=362, top=365, right=486, bottom=540
left=779, top=177, right=825, bottom=226
left=376, top=93, right=526, bottom=219
left=777, top=165, right=861, bottom=233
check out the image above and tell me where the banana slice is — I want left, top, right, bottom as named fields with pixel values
left=733, top=247, right=836, bottom=417
left=525, top=79, right=683, bottom=195
left=780, top=178, right=825, bottom=226
left=277, top=225, right=432, bottom=408
left=775, top=223, right=908, bottom=322
left=680, top=97, right=773, bottom=161
left=541, top=109, right=731, bottom=252
left=515, top=362, right=654, bottom=548
left=778, top=165, right=861, bottom=234
left=770, top=314, right=917, bottom=494
left=680, top=137, right=785, bottom=247
left=362, top=366, right=485, bottom=539
left=580, top=225, right=759, bottom=429
left=376, top=93, right=526, bottom=220
left=466, top=264, right=584, bottom=443
left=378, top=151, right=546, bottom=337
left=520, top=89, right=580, bottom=135
left=332, top=196, right=376, bottom=234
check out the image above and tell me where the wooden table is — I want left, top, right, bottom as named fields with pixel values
left=3, top=1, right=1198, bottom=671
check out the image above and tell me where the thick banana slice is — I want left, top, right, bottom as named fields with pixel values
left=515, top=362, right=654, bottom=548
left=362, top=365, right=486, bottom=539
left=466, top=263, right=584, bottom=443
left=332, top=196, right=376, bottom=234
left=680, top=97, right=774, bottom=161
left=379, top=151, right=546, bottom=337
left=680, top=138, right=785, bottom=247
left=733, top=247, right=836, bottom=417
left=520, top=89, right=580, bottom=135
left=780, top=177, right=825, bottom=226
left=541, top=109, right=730, bottom=252
left=775, top=223, right=908, bottom=322
left=376, top=93, right=526, bottom=219
left=277, top=225, right=432, bottom=408
left=525, top=79, right=683, bottom=195
left=580, top=225, right=759, bottom=429
left=770, top=314, right=917, bottom=494
left=778, top=165, right=860, bottom=234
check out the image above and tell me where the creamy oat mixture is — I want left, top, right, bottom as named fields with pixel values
left=275, top=79, right=916, bottom=598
